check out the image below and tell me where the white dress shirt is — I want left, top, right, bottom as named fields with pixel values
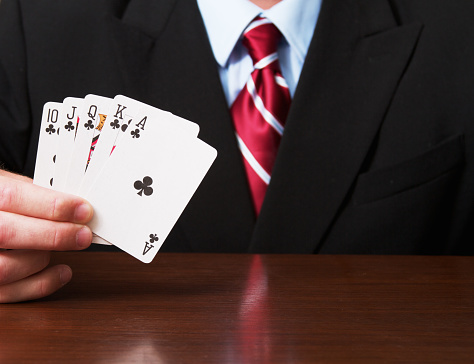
left=196, top=0, right=322, bottom=106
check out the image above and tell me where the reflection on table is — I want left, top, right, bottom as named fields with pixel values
left=1, top=252, right=473, bottom=363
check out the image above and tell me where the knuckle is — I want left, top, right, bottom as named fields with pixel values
left=49, top=196, right=75, bottom=222
left=49, top=196, right=62, bottom=220
left=0, top=219, right=15, bottom=246
left=0, top=182, right=20, bottom=212
left=48, top=223, right=75, bottom=250
left=34, top=273, right=58, bottom=300
left=50, top=227, right=63, bottom=250
left=37, top=278, right=47, bottom=298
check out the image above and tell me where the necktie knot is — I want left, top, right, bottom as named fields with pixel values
left=231, top=16, right=290, bottom=215
left=242, top=17, right=282, bottom=70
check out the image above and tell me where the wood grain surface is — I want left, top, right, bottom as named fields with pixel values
left=1, top=252, right=473, bottom=363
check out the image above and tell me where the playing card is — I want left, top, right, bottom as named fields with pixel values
left=53, top=97, right=84, bottom=192
left=100, top=95, right=200, bottom=154
left=77, top=95, right=144, bottom=196
left=78, top=95, right=200, bottom=196
left=33, top=102, right=62, bottom=189
left=121, top=98, right=200, bottom=145
left=64, top=94, right=111, bottom=194
left=85, top=115, right=217, bottom=263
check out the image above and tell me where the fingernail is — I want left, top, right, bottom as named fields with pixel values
left=76, top=226, right=92, bottom=248
left=59, top=266, right=73, bottom=285
left=74, top=203, right=93, bottom=223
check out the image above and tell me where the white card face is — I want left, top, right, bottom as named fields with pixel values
left=53, top=97, right=84, bottom=192
left=78, top=95, right=200, bottom=197
left=33, top=102, right=62, bottom=189
left=77, top=95, right=144, bottom=196
left=85, top=117, right=217, bottom=263
left=108, top=95, right=200, bottom=151
left=64, top=94, right=111, bottom=194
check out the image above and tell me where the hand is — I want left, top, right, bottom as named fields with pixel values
left=0, top=170, right=93, bottom=303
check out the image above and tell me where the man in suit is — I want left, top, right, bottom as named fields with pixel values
left=0, top=0, right=473, bottom=303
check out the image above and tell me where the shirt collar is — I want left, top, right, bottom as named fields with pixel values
left=197, top=0, right=322, bottom=67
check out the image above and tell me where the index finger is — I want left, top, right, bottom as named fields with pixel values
left=0, top=171, right=93, bottom=224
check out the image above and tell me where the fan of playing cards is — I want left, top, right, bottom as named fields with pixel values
left=33, top=94, right=217, bottom=263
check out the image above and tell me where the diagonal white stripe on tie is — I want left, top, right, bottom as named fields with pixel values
left=254, top=53, right=278, bottom=70
left=236, top=133, right=271, bottom=185
left=246, top=77, right=284, bottom=135
left=274, top=75, right=289, bottom=88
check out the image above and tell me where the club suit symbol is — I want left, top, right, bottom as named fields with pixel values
left=110, top=119, right=120, bottom=129
left=131, top=128, right=141, bottom=138
left=134, top=176, right=154, bottom=196
left=84, top=119, right=94, bottom=130
left=143, top=233, right=159, bottom=255
left=45, top=124, right=56, bottom=134
left=64, top=121, right=75, bottom=131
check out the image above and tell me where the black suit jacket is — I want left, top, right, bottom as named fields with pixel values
left=0, top=0, right=473, bottom=254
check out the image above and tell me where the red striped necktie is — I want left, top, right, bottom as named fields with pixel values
left=231, top=17, right=291, bottom=216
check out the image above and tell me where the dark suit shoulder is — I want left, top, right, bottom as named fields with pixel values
left=16, top=0, right=130, bottom=18
left=390, top=0, right=474, bottom=25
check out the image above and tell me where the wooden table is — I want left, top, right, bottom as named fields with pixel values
left=1, top=252, right=473, bottom=363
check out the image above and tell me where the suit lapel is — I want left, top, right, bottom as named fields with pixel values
left=105, top=0, right=423, bottom=254
left=106, top=0, right=255, bottom=252
left=249, top=0, right=423, bottom=253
